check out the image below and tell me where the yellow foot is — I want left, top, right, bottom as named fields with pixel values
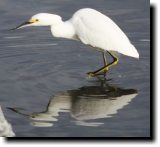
left=87, top=71, right=107, bottom=78
left=87, top=72, right=97, bottom=78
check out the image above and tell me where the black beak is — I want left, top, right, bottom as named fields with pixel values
left=11, top=21, right=32, bottom=31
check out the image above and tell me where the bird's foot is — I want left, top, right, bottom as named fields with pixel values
left=87, top=71, right=107, bottom=78
left=87, top=72, right=97, bottom=78
left=87, top=65, right=110, bottom=78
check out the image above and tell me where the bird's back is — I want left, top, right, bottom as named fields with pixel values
left=70, top=8, right=139, bottom=58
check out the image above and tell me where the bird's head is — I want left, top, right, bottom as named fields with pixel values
left=12, top=13, right=62, bottom=30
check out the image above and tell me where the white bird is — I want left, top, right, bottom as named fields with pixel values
left=0, top=106, right=15, bottom=137
left=12, top=8, right=139, bottom=77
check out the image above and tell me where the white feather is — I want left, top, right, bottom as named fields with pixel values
left=14, top=8, right=139, bottom=59
left=70, top=8, right=139, bottom=58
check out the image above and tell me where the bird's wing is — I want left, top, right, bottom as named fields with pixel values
left=71, top=8, right=139, bottom=58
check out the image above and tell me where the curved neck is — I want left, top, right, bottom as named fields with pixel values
left=51, top=20, right=76, bottom=40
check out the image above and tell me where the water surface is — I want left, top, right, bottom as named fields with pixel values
left=0, top=0, right=150, bottom=137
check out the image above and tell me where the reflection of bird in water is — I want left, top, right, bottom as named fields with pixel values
left=0, top=106, right=15, bottom=137
left=8, top=82, right=138, bottom=127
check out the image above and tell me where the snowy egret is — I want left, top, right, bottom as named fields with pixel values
left=12, top=8, right=139, bottom=77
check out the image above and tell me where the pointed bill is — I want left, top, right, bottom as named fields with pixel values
left=10, top=21, right=32, bottom=30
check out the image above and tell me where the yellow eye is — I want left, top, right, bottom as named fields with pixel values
left=29, top=19, right=39, bottom=23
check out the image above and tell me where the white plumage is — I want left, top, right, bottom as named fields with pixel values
left=13, top=8, right=139, bottom=77
left=0, top=107, right=15, bottom=137
left=14, top=8, right=139, bottom=58
left=70, top=8, right=139, bottom=58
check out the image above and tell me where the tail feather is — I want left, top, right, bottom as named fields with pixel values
left=119, top=44, right=139, bottom=59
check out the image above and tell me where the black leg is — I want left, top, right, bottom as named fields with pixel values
left=102, top=52, right=107, bottom=77
left=102, top=52, right=107, bottom=66
left=87, top=51, right=119, bottom=77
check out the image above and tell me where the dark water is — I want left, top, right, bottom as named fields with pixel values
left=0, top=0, right=150, bottom=137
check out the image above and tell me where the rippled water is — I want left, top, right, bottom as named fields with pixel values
left=0, top=0, right=150, bottom=137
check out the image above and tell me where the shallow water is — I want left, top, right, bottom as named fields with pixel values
left=0, top=0, right=150, bottom=137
